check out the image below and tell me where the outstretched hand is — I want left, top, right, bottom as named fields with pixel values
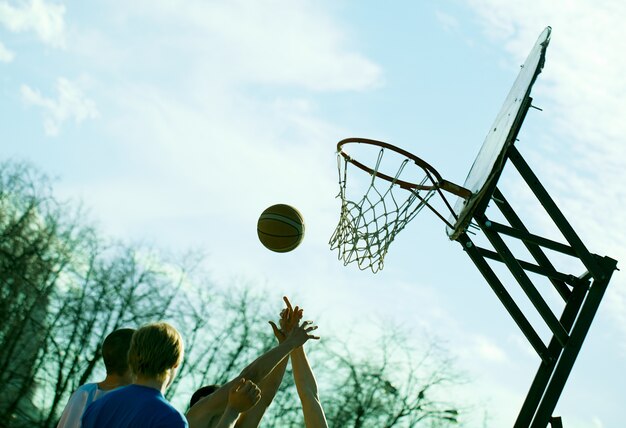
left=280, top=296, right=303, bottom=334
left=269, top=296, right=302, bottom=342
left=269, top=296, right=318, bottom=347
left=286, top=320, right=320, bottom=348
left=227, top=378, right=261, bottom=413
left=268, top=318, right=285, bottom=343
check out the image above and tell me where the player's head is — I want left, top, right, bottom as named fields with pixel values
left=102, top=328, right=136, bottom=377
left=189, top=384, right=220, bottom=408
left=128, top=322, right=184, bottom=386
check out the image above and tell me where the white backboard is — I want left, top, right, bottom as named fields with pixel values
left=447, top=27, right=551, bottom=240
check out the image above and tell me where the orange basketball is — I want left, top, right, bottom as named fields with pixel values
left=257, top=204, right=305, bottom=253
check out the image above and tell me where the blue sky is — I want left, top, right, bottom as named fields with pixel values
left=1, top=1, right=625, bottom=426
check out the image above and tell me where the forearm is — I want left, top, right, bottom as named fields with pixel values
left=291, top=347, right=328, bottom=428
left=235, top=357, right=288, bottom=428
left=214, top=407, right=241, bottom=428
left=252, top=355, right=288, bottom=406
left=291, top=347, right=318, bottom=397
left=187, top=340, right=295, bottom=427
left=239, top=339, right=293, bottom=383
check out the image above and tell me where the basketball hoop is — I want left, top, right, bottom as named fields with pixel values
left=329, top=138, right=471, bottom=273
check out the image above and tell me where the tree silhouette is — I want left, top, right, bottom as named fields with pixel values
left=0, top=161, right=467, bottom=427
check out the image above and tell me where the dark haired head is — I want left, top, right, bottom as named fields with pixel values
left=189, top=384, right=220, bottom=408
left=102, top=328, right=136, bottom=376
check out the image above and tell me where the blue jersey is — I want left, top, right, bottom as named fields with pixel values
left=82, top=384, right=187, bottom=428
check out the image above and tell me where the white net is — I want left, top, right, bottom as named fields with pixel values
left=329, top=148, right=436, bottom=273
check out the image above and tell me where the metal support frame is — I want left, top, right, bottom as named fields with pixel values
left=456, top=145, right=617, bottom=427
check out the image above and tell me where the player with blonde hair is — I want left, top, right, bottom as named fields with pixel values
left=82, top=322, right=187, bottom=427
left=83, top=322, right=262, bottom=428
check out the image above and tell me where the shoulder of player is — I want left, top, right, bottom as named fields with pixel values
left=73, top=382, right=99, bottom=393
left=185, top=403, right=223, bottom=428
left=64, top=382, right=100, bottom=404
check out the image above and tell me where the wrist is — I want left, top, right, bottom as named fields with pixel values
left=222, top=405, right=240, bottom=420
left=290, top=347, right=305, bottom=363
left=282, top=335, right=297, bottom=348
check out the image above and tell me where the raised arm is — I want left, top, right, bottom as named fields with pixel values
left=186, top=307, right=319, bottom=428
left=290, top=347, right=327, bottom=428
left=235, top=311, right=292, bottom=428
left=280, top=297, right=328, bottom=428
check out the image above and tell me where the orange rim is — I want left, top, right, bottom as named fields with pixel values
left=337, top=137, right=443, bottom=191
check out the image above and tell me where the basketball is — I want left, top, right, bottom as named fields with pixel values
left=257, top=204, right=305, bottom=253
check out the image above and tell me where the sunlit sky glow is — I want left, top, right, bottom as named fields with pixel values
left=1, top=1, right=624, bottom=426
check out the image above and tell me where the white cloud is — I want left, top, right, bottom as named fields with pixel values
left=508, top=333, right=538, bottom=360
left=455, top=334, right=508, bottom=364
left=467, top=1, right=626, bottom=152
left=113, top=0, right=383, bottom=91
left=21, top=78, right=98, bottom=136
left=475, top=335, right=508, bottom=362
left=55, top=0, right=383, bottom=247
left=0, top=0, right=66, bottom=48
left=0, top=40, right=14, bottom=61
left=435, top=10, right=460, bottom=33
